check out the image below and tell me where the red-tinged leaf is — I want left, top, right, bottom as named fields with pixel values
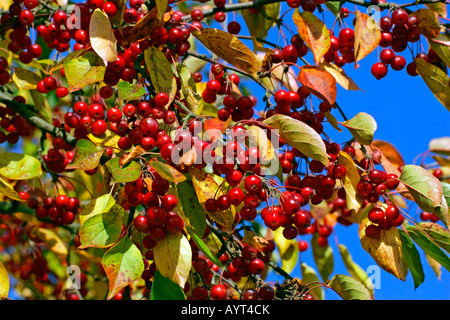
left=319, top=61, right=362, bottom=91
left=292, top=9, right=331, bottom=65
left=66, top=139, right=104, bottom=171
left=429, top=136, right=450, bottom=156
left=354, top=10, right=381, bottom=66
left=410, top=9, right=441, bottom=39
left=102, top=236, right=144, bottom=299
left=149, top=159, right=187, bottom=184
left=297, top=65, right=337, bottom=106
left=425, top=2, right=447, bottom=17
left=204, top=117, right=232, bottom=142
left=119, top=145, right=146, bottom=168
left=372, top=140, right=405, bottom=169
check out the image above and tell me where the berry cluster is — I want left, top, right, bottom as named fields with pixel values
left=0, top=96, right=33, bottom=145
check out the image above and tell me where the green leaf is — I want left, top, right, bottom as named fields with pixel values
left=153, top=233, right=192, bottom=288
left=79, top=211, right=124, bottom=249
left=79, top=193, right=116, bottom=225
left=301, top=263, right=324, bottom=300
left=263, top=114, right=329, bottom=166
left=150, top=270, right=185, bottom=300
left=0, top=153, right=42, bottom=180
left=30, top=89, right=52, bottom=123
left=429, top=35, right=450, bottom=68
left=186, top=226, right=223, bottom=268
left=405, top=224, right=450, bottom=272
left=415, top=222, right=450, bottom=254
left=12, top=67, right=41, bottom=90
left=66, top=139, right=104, bottom=171
left=398, top=229, right=425, bottom=289
left=237, top=0, right=280, bottom=51
left=429, top=136, right=450, bottom=156
left=399, top=165, right=447, bottom=227
left=311, top=233, right=334, bottom=281
left=324, top=1, right=340, bottom=16
left=0, top=260, right=9, bottom=300
left=340, top=112, right=377, bottom=145
left=64, top=51, right=106, bottom=92
left=338, top=244, right=373, bottom=294
left=328, top=274, right=373, bottom=300
left=102, top=236, right=145, bottom=300
left=178, top=63, right=203, bottom=115
left=174, top=181, right=206, bottom=238
left=415, top=57, right=450, bottom=112
left=106, top=157, right=141, bottom=184
left=117, top=81, right=146, bottom=101
left=149, top=160, right=187, bottom=184
left=144, top=46, right=176, bottom=108
left=0, top=175, right=23, bottom=201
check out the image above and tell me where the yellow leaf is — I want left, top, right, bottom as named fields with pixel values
left=354, top=10, right=381, bottom=66
left=192, top=28, right=259, bottom=78
left=319, top=60, right=362, bottom=91
left=242, top=229, right=269, bottom=251
left=12, top=67, right=41, bottom=90
left=246, top=125, right=275, bottom=162
left=120, top=6, right=164, bottom=47
left=410, top=8, right=441, bottom=38
left=292, top=9, right=331, bottom=66
left=338, top=151, right=363, bottom=212
left=29, top=227, right=68, bottom=259
left=415, top=57, right=450, bottom=112
left=89, top=9, right=118, bottom=66
left=359, top=221, right=406, bottom=281
left=153, top=233, right=192, bottom=288
left=145, top=46, right=177, bottom=108
left=0, top=175, right=23, bottom=202
left=155, top=0, right=168, bottom=20
left=0, top=260, right=9, bottom=300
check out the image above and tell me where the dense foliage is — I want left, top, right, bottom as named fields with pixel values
left=0, top=0, right=449, bottom=301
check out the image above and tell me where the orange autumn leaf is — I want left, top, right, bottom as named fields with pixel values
left=297, top=65, right=336, bottom=105
left=371, top=140, right=405, bottom=169
left=354, top=10, right=381, bottom=66
left=292, top=9, right=331, bottom=65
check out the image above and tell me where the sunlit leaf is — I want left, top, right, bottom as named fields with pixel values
left=0, top=261, right=9, bottom=300
left=398, top=229, right=425, bottom=289
left=319, top=61, right=362, bottom=91
left=0, top=153, right=42, bottom=180
left=301, top=263, right=324, bottom=300
left=102, top=236, right=145, bottom=299
left=12, top=67, right=41, bottom=90
left=79, top=211, right=123, bottom=249
left=153, top=233, right=192, bottom=288
left=338, top=244, right=373, bottom=295
left=0, top=175, right=23, bottom=201
left=297, top=65, right=337, bottom=106
left=338, top=151, right=363, bottom=212
left=89, top=8, right=118, bottom=67
left=292, top=9, right=331, bottom=65
left=192, top=28, right=259, bottom=78
left=340, top=112, right=377, bottom=146
left=311, top=233, right=334, bottom=281
left=353, top=10, right=381, bottom=65
left=106, top=157, right=141, bottom=184
left=66, top=139, right=104, bottom=171
left=263, top=114, right=329, bottom=166
left=410, top=8, right=441, bottom=38
left=328, top=274, right=373, bottom=300
left=64, top=51, right=105, bottom=92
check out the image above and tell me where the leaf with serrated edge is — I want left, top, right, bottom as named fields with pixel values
left=79, top=210, right=124, bottom=249
left=153, top=233, right=192, bottom=288
left=341, top=112, right=377, bottom=145
left=328, top=274, right=373, bottom=300
left=264, top=114, right=329, bottom=166
left=102, top=236, right=144, bottom=299
left=66, top=139, right=104, bottom=170
left=106, top=157, right=141, bottom=184
left=89, top=9, right=117, bottom=66
left=79, top=193, right=116, bottom=225
left=399, top=165, right=445, bottom=219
